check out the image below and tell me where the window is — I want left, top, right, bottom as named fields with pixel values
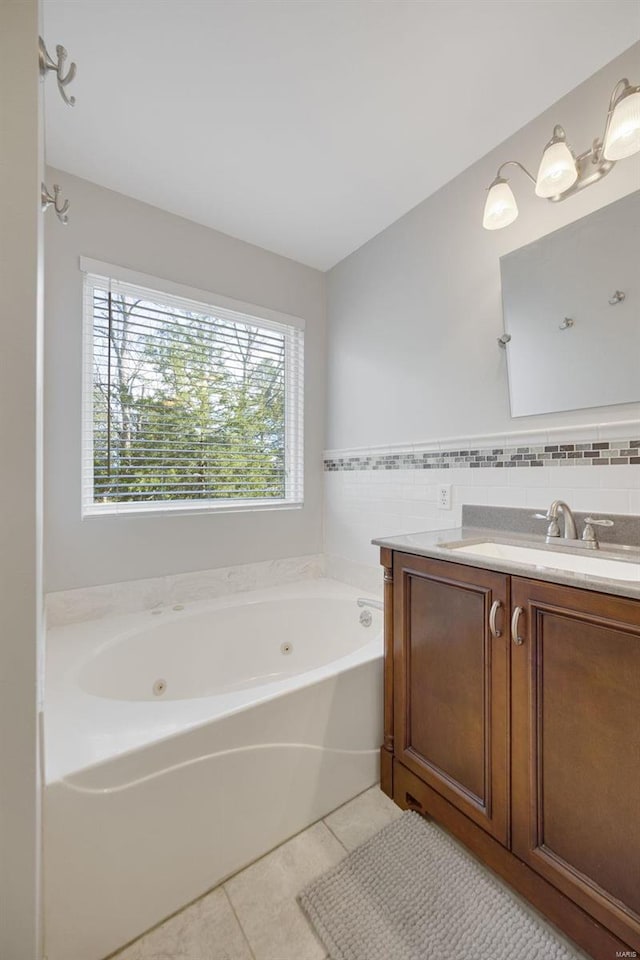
left=81, top=260, right=304, bottom=516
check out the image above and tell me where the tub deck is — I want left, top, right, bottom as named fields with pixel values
left=45, top=578, right=382, bottom=783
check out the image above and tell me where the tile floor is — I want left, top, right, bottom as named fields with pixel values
left=112, top=785, right=402, bottom=960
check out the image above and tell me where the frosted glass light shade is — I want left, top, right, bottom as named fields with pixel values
left=535, top=140, right=578, bottom=197
left=483, top=179, right=518, bottom=230
left=604, top=89, right=640, bottom=160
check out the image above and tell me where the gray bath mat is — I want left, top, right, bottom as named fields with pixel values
left=299, top=811, right=585, bottom=960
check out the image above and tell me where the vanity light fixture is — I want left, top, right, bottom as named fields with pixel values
left=483, top=77, right=640, bottom=229
left=483, top=171, right=521, bottom=230
left=535, top=126, right=578, bottom=198
left=603, top=80, right=640, bottom=159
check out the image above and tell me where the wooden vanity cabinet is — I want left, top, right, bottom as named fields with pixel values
left=392, top=552, right=510, bottom=844
left=511, top=577, right=640, bottom=950
left=381, top=549, right=640, bottom=958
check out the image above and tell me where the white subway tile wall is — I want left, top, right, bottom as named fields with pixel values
left=324, top=423, right=640, bottom=571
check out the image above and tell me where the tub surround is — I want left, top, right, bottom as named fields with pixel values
left=46, top=552, right=325, bottom=627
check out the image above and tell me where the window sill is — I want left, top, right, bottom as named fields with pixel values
left=82, top=499, right=304, bottom=519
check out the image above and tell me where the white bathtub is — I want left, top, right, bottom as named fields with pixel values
left=44, top=579, right=383, bottom=960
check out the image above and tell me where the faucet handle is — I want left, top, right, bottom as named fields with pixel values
left=532, top=513, right=560, bottom=537
left=582, top=516, right=614, bottom=547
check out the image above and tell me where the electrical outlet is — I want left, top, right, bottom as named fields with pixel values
left=438, top=484, right=452, bottom=510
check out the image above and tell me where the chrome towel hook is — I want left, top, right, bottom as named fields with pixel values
left=559, top=317, right=575, bottom=330
left=41, top=183, right=70, bottom=225
left=608, top=290, right=626, bottom=306
left=39, top=36, right=77, bottom=106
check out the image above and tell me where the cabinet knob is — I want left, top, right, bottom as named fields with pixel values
left=489, top=600, right=503, bottom=638
left=511, top=606, right=525, bottom=645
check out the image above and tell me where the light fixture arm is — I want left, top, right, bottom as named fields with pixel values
left=544, top=124, right=570, bottom=150
left=495, top=160, right=536, bottom=184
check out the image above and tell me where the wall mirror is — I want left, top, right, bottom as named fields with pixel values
left=500, top=190, right=639, bottom=418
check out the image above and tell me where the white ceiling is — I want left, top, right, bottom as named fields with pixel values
left=43, top=0, right=639, bottom=270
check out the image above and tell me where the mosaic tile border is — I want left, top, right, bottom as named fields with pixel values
left=324, top=438, right=640, bottom=472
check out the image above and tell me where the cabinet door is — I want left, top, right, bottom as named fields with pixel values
left=511, top=577, right=640, bottom=950
left=393, top=553, right=510, bottom=844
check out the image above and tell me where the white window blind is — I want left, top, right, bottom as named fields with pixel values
left=81, top=265, right=304, bottom=516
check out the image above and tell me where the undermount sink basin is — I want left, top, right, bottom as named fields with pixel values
left=450, top=541, right=640, bottom=583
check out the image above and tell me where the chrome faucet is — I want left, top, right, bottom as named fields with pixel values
left=534, top=500, right=614, bottom=549
left=534, top=499, right=578, bottom=542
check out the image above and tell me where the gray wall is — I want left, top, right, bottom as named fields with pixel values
left=44, top=170, right=326, bottom=591
left=0, top=1, right=43, bottom=955
left=326, top=43, right=640, bottom=452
